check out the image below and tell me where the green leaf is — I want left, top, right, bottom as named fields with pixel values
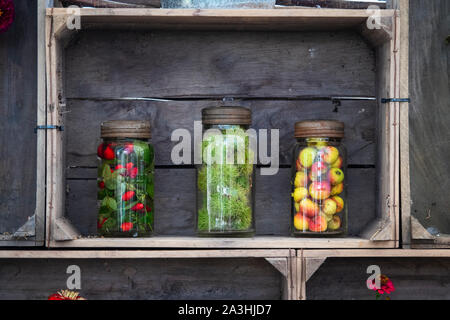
left=107, top=197, right=117, bottom=211
left=102, top=196, right=117, bottom=211
left=101, top=164, right=112, bottom=179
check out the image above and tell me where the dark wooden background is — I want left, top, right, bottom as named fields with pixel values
left=0, top=0, right=449, bottom=299
left=0, top=0, right=37, bottom=235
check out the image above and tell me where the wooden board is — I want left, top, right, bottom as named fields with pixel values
left=408, top=0, right=450, bottom=247
left=0, top=257, right=283, bottom=300
left=306, top=257, right=450, bottom=300
left=0, top=0, right=40, bottom=243
left=65, top=100, right=376, bottom=167
left=66, top=167, right=375, bottom=237
left=65, top=29, right=376, bottom=99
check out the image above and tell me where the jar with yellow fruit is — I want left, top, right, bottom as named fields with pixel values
left=291, top=120, right=347, bottom=236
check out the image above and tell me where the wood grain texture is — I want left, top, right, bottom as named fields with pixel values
left=64, top=30, right=376, bottom=99
left=66, top=168, right=375, bottom=237
left=277, top=0, right=386, bottom=9
left=0, top=258, right=282, bottom=300
left=65, top=100, right=376, bottom=167
left=306, top=257, right=450, bottom=300
left=0, top=1, right=38, bottom=236
left=409, top=0, right=450, bottom=242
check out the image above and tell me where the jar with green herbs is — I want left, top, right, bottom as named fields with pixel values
left=197, top=107, right=255, bottom=237
left=97, top=120, right=154, bottom=237
left=292, top=120, right=347, bottom=237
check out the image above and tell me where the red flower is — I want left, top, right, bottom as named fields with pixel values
left=121, top=191, right=135, bottom=201
left=48, top=290, right=86, bottom=300
left=368, top=275, right=395, bottom=295
left=146, top=205, right=152, bottom=213
left=131, top=203, right=144, bottom=212
left=98, top=181, right=105, bottom=189
left=0, top=0, right=14, bottom=34
left=120, top=222, right=133, bottom=232
left=115, top=164, right=124, bottom=170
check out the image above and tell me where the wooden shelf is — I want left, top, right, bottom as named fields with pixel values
left=0, top=249, right=291, bottom=259
left=47, top=236, right=397, bottom=249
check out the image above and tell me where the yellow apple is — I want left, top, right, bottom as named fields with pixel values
left=299, top=147, right=317, bottom=168
left=292, top=187, right=308, bottom=203
left=293, top=214, right=309, bottom=231
left=294, top=171, right=308, bottom=188
left=322, top=198, right=337, bottom=216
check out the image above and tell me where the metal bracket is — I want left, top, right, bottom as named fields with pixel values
left=34, top=125, right=64, bottom=133
left=381, top=98, right=411, bottom=103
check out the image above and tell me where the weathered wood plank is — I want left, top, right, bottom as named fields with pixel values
left=409, top=0, right=450, bottom=244
left=65, top=30, right=376, bottom=98
left=66, top=167, right=375, bottom=236
left=277, top=0, right=386, bottom=9
left=307, top=257, right=450, bottom=300
left=65, top=99, right=376, bottom=167
left=0, top=1, right=38, bottom=236
left=0, top=258, right=282, bottom=300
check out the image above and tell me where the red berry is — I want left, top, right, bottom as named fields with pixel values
left=115, top=164, right=124, bottom=170
left=98, top=181, right=105, bottom=189
left=97, top=144, right=105, bottom=158
left=120, top=222, right=133, bottom=232
left=131, top=203, right=145, bottom=211
left=145, top=205, right=152, bottom=213
left=103, top=146, right=115, bottom=160
left=121, top=191, right=135, bottom=201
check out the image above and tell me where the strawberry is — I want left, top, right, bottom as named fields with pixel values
left=121, top=191, right=135, bottom=201
left=103, top=146, right=115, bottom=160
left=98, top=181, right=105, bottom=189
left=115, top=164, right=124, bottom=170
left=131, top=203, right=144, bottom=211
left=146, top=205, right=152, bottom=213
left=120, top=222, right=133, bottom=232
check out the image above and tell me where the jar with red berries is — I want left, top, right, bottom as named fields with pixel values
left=291, top=120, right=347, bottom=236
left=97, top=120, right=154, bottom=237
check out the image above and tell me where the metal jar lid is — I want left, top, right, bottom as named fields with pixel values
left=202, top=106, right=252, bottom=125
left=101, top=120, right=151, bottom=139
left=294, top=120, right=345, bottom=138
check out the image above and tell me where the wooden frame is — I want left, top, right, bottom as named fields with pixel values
left=0, top=248, right=296, bottom=300
left=296, top=248, right=450, bottom=300
left=45, top=8, right=402, bottom=249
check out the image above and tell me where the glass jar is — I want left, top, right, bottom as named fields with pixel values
left=291, top=120, right=347, bottom=236
left=197, top=107, right=255, bottom=237
left=97, top=120, right=154, bottom=237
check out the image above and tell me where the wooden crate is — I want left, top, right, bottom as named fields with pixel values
left=45, top=8, right=404, bottom=248
left=295, top=248, right=450, bottom=300
left=0, top=249, right=296, bottom=300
